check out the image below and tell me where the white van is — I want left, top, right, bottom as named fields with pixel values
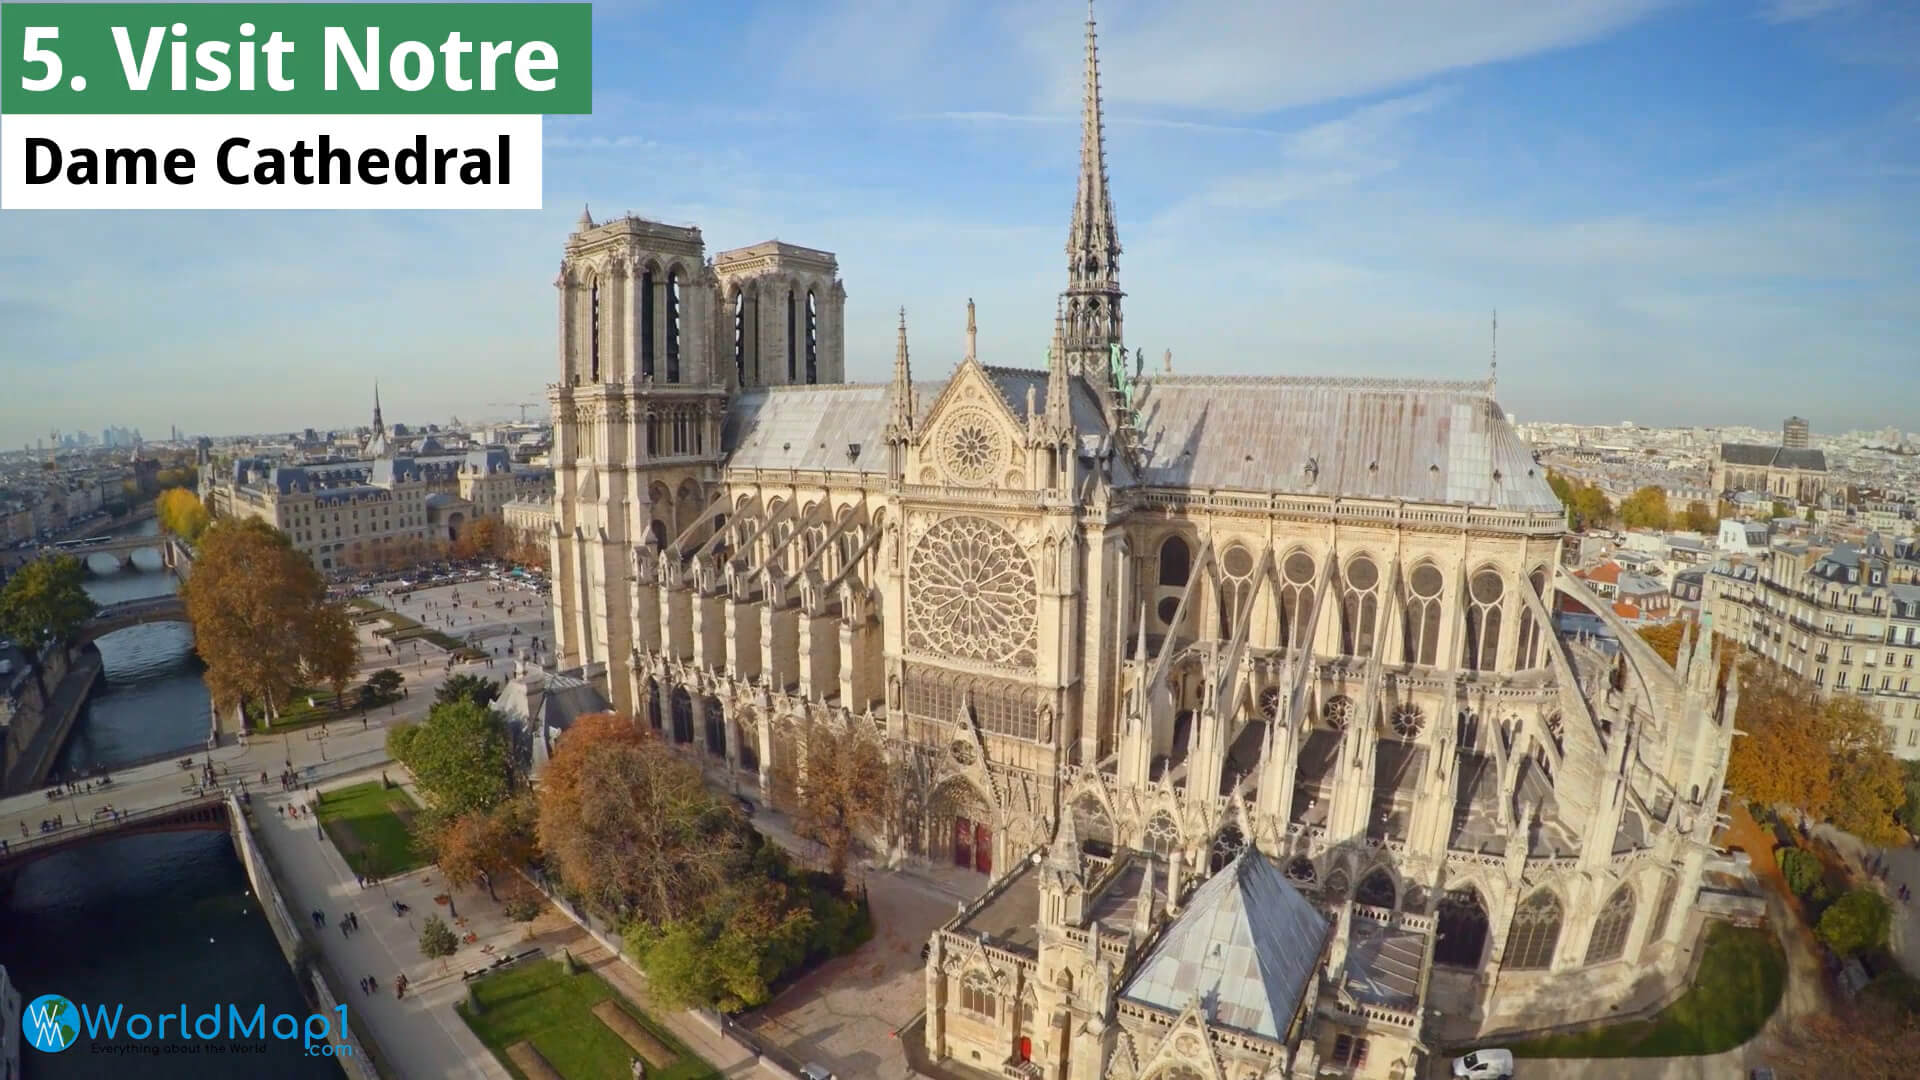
left=1452, top=1049, right=1514, bottom=1078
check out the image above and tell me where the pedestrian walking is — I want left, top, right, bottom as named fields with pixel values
left=349, top=912, right=359, bottom=930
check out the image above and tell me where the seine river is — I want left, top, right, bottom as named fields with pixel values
left=2, top=518, right=341, bottom=1080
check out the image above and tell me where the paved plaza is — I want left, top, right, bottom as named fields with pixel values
left=377, top=577, right=556, bottom=672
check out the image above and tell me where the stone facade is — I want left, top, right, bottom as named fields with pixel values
left=547, top=12, right=1737, bottom=1079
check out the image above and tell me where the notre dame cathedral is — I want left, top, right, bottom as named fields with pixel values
left=546, top=9, right=1737, bottom=1079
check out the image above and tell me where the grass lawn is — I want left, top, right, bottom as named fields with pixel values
left=457, top=959, right=721, bottom=1080
left=315, top=780, right=426, bottom=879
left=1506, top=922, right=1786, bottom=1058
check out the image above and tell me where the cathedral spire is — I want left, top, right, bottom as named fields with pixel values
left=1062, top=0, right=1123, bottom=386
left=888, top=308, right=914, bottom=435
left=1047, top=299, right=1072, bottom=432
left=964, top=297, right=977, bottom=362
left=372, top=381, right=384, bottom=434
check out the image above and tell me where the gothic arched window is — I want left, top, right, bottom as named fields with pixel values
left=1280, top=550, right=1316, bottom=648
left=1403, top=562, right=1444, bottom=666
left=1506, top=889, right=1564, bottom=970
left=732, top=291, right=746, bottom=387
left=1515, top=569, right=1548, bottom=669
left=704, top=699, right=726, bottom=757
left=1209, top=824, right=1246, bottom=873
left=1217, top=544, right=1254, bottom=639
left=646, top=679, right=662, bottom=731
left=1339, top=555, right=1380, bottom=657
left=1585, top=884, right=1636, bottom=965
left=588, top=277, right=602, bottom=382
left=1465, top=569, right=1505, bottom=671
left=1071, top=794, right=1115, bottom=858
left=665, top=269, right=683, bottom=383
left=960, top=972, right=996, bottom=1018
left=1144, top=811, right=1180, bottom=857
left=639, top=269, right=656, bottom=378
left=805, top=288, right=819, bottom=384
left=1355, top=868, right=1397, bottom=909
left=1159, top=536, right=1190, bottom=587
left=1435, top=888, right=1490, bottom=968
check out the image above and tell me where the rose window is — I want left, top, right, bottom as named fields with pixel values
left=1322, top=694, right=1354, bottom=730
left=1259, top=686, right=1283, bottom=720
left=940, top=410, right=1007, bottom=486
left=906, top=516, right=1038, bottom=668
left=1390, top=702, right=1425, bottom=738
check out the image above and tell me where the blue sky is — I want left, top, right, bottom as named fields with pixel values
left=2, top=0, right=1917, bottom=449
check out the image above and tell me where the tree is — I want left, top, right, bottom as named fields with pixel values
left=1571, top=486, right=1614, bottom=529
left=1777, top=847, right=1823, bottom=897
left=451, top=515, right=507, bottom=561
left=1897, top=760, right=1920, bottom=831
left=1725, top=660, right=1835, bottom=815
left=1681, top=500, right=1717, bottom=534
left=155, top=487, right=209, bottom=542
left=418, top=914, right=459, bottom=969
left=1816, top=888, right=1893, bottom=956
left=1824, top=695, right=1909, bottom=846
left=1619, top=485, right=1671, bottom=530
left=636, top=874, right=813, bottom=1012
left=536, top=714, right=747, bottom=923
left=777, top=719, right=894, bottom=884
left=391, top=699, right=512, bottom=819
left=301, top=601, right=358, bottom=706
left=179, top=518, right=333, bottom=721
left=436, top=673, right=501, bottom=710
left=432, top=795, right=534, bottom=901
left=0, top=554, right=98, bottom=671
left=368, top=667, right=405, bottom=698
left=1636, top=621, right=1736, bottom=686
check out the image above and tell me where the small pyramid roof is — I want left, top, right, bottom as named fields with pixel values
left=1118, top=850, right=1329, bottom=1041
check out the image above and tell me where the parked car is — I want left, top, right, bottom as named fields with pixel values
left=1452, top=1049, right=1514, bottom=1079
left=798, top=1066, right=836, bottom=1080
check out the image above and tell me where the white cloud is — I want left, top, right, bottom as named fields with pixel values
left=1023, top=0, right=1671, bottom=112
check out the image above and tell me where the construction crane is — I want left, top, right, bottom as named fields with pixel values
left=490, top=402, right=543, bottom=422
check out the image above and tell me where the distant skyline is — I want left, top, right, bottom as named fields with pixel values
left=2, top=0, right=1916, bottom=448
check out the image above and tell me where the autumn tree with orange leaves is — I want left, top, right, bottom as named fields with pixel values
left=535, top=713, right=749, bottom=923
left=181, top=518, right=355, bottom=722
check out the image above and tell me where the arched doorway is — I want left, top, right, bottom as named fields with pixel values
left=1435, top=888, right=1490, bottom=968
left=931, top=780, right=992, bottom=875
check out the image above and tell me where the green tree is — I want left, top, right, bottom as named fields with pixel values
left=0, top=554, right=98, bottom=674
left=1816, top=888, right=1893, bottom=956
left=1778, top=847, right=1823, bottom=897
left=391, top=699, right=511, bottom=818
left=435, top=673, right=501, bottom=710
left=1571, top=486, right=1614, bottom=529
left=418, top=914, right=460, bottom=968
left=1896, top=760, right=1920, bottom=831
left=1681, top=500, right=1717, bottom=534
left=1619, top=485, right=1672, bottom=530
left=368, top=667, right=405, bottom=698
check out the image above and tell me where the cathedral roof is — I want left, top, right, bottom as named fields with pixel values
left=722, top=383, right=941, bottom=473
left=1129, top=375, right=1559, bottom=512
left=1119, top=850, right=1329, bottom=1043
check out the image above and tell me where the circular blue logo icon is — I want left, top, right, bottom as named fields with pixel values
left=23, top=994, right=78, bottom=1053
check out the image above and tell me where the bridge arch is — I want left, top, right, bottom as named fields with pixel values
left=75, top=596, right=192, bottom=646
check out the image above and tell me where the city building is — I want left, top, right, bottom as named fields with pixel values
left=0, top=964, right=19, bottom=1080
left=1710, top=442, right=1830, bottom=504
left=1783, top=417, right=1810, bottom=451
left=1705, top=535, right=1920, bottom=756
left=546, top=12, right=1740, bottom=1077
left=200, top=396, right=551, bottom=572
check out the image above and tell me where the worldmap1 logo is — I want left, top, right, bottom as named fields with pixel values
left=24, top=994, right=78, bottom=1053
left=18, top=993, right=352, bottom=1057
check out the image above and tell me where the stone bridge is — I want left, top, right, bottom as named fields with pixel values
left=77, top=595, right=190, bottom=645
left=0, top=792, right=229, bottom=869
left=48, top=533, right=190, bottom=574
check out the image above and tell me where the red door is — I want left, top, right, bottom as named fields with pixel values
left=953, top=818, right=973, bottom=868
left=974, top=822, right=993, bottom=874
left=1018, top=1037, right=1031, bottom=1062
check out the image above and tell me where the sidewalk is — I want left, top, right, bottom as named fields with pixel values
left=257, top=767, right=511, bottom=1080
left=1806, top=819, right=1920, bottom=978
